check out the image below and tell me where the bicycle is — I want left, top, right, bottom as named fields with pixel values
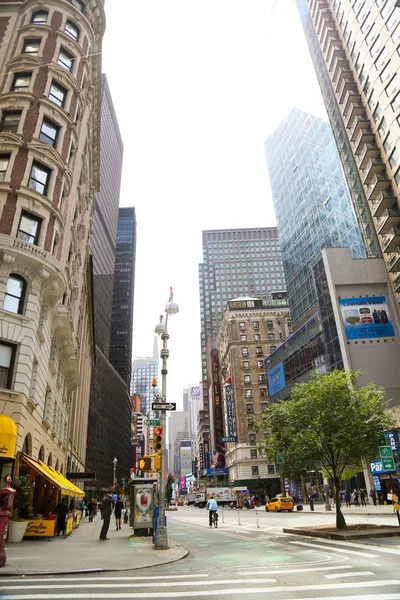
left=211, top=511, right=218, bottom=528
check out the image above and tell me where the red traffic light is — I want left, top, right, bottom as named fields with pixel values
left=154, top=426, right=162, bottom=436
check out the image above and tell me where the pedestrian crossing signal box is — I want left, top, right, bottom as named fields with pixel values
left=138, top=456, right=161, bottom=473
left=153, top=426, right=163, bottom=453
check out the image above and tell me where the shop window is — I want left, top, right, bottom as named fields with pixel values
left=65, top=20, right=80, bottom=41
left=23, top=39, right=41, bottom=55
left=39, top=118, right=59, bottom=147
left=4, top=275, right=26, bottom=314
left=0, top=342, right=16, bottom=389
left=252, top=466, right=259, bottom=476
left=31, top=10, right=48, bottom=24
left=17, top=211, right=42, bottom=245
left=0, top=111, right=21, bottom=133
left=12, top=72, right=31, bottom=92
left=58, top=48, right=74, bottom=72
left=250, top=449, right=257, bottom=459
left=49, top=80, right=67, bottom=107
left=28, top=161, right=51, bottom=195
left=0, top=154, right=10, bottom=181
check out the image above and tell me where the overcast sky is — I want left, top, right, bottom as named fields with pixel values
left=101, top=0, right=327, bottom=409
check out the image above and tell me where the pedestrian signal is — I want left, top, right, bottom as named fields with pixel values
left=138, top=456, right=152, bottom=472
left=153, top=455, right=161, bottom=472
left=153, top=426, right=163, bottom=453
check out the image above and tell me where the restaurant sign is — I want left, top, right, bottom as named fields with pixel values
left=24, top=519, right=55, bottom=537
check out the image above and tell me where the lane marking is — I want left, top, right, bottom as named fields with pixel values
left=1, top=579, right=399, bottom=599
left=0, top=574, right=210, bottom=584
left=301, top=536, right=400, bottom=556
left=239, top=565, right=353, bottom=575
left=289, top=540, right=379, bottom=558
left=324, top=571, right=374, bottom=579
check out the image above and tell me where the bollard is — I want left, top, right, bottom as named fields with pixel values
left=256, top=509, right=260, bottom=528
left=237, top=509, right=241, bottom=526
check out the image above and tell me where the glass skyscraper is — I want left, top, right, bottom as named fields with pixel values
left=265, top=108, right=366, bottom=326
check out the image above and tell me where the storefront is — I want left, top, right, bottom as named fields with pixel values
left=19, top=454, right=84, bottom=538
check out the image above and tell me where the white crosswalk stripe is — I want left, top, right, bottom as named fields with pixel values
left=289, top=539, right=380, bottom=558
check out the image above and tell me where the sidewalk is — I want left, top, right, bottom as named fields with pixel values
left=2, top=515, right=188, bottom=575
left=301, top=502, right=397, bottom=516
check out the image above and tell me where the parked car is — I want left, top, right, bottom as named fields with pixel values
left=265, top=496, right=294, bottom=512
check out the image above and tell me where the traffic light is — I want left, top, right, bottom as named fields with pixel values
left=153, top=426, right=163, bottom=454
left=138, top=456, right=153, bottom=472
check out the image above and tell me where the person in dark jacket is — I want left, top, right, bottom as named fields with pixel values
left=114, top=495, right=124, bottom=530
left=56, top=497, right=69, bottom=537
left=99, top=492, right=113, bottom=540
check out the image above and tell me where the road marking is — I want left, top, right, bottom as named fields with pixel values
left=1, top=580, right=399, bottom=599
left=302, top=536, right=400, bottom=556
left=239, top=565, right=353, bottom=575
left=289, top=540, right=379, bottom=558
left=324, top=571, right=374, bottom=579
left=0, top=574, right=210, bottom=584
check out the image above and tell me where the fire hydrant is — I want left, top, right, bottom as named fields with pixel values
left=0, top=484, right=16, bottom=567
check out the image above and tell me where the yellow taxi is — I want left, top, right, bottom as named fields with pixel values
left=265, top=495, right=294, bottom=512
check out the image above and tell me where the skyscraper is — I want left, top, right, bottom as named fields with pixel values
left=296, top=0, right=400, bottom=313
left=265, top=108, right=366, bottom=325
left=131, top=337, right=160, bottom=416
left=110, top=207, right=137, bottom=386
left=86, top=76, right=131, bottom=493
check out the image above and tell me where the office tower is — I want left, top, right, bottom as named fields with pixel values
left=0, top=0, right=104, bottom=481
left=85, top=76, right=132, bottom=493
left=109, top=207, right=137, bottom=386
left=188, top=385, right=200, bottom=448
left=296, top=0, right=400, bottom=311
left=168, top=411, right=189, bottom=476
left=131, top=337, right=159, bottom=416
left=265, top=108, right=366, bottom=326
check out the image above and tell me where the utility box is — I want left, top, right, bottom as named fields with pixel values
left=129, top=478, right=158, bottom=535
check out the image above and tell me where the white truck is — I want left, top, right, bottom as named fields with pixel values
left=194, top=487, right=233, bottom=508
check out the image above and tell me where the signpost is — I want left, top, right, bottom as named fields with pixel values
left=145, top=419, right=160, bottom=426
left=151, top=402, right=176, bottom=411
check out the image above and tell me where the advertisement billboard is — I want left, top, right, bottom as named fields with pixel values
left=339, top=296, right=395, bottom=340
left=267, top=362, right=286, bottom=395
left=224, top=379, right=235, bottom=437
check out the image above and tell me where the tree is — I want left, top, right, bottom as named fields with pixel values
left=254, top=370, right=395, bottom=529
left=166, top=473, right=174, bottom=505
left=11, top=475, right=34, bottom=521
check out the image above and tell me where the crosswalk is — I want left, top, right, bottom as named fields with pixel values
left=1, top=564, right=399, bottom=599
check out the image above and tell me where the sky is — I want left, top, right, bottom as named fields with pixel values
left=101, top=0, right=328, bottom=409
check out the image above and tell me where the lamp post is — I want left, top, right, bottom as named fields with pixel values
left=113, top=456, right=117, bottom=489
left=154, top=287, right=179, bottom=549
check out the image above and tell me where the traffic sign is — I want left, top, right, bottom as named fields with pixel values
left=151, top=402, right=176, bottom=411
left=145, top=419, right=160, bottom=426
left=379, top=445, right=393, bottom=459
left=382, top=455, right=396, bottom=471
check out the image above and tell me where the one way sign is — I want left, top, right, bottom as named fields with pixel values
left=152, top=402, right=176, bottom=411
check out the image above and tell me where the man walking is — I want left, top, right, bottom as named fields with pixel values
left=99, top=492, right=113, bottom=540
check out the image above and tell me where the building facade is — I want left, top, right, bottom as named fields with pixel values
left=296, top=0, right=400, bottom=313
left=109, top=207, right=136, bottom=387
left=0, top=0, right=105, bottom=482
left=168, top=410, right=189, bottom=477
left=215, top=297, right=292, bottom=496
left=131, top=337, right=159, bottom=417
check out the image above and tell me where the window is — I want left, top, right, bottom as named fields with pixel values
left=48, top=81, right=67, bottom=107
left=254, top=333, right=261, bottom=341
left=386, top=75, right=399, bottom=98
left=380, top=61, right=393, bottom=83
left=251, top=466, right=259, bottom=476
left=386, top=8, right=397, bottom=29
left=0, top=342, right=15, bottom=389
left=268, top=332, right=275, bottom=340
left=253, top=321, right=259, bottom=329
left=249, top=434, right=256, bottom=446
left=39, top=118, right=59, bottom=147
left=12, top=72, right=31, bottom=92
left=247, top=403, right=254, bottom=413
left=270, top=345, right=276, bottom=352
left=240, top=334, right=247, bottom=342
left=31, top=10, right=48, bottom=24
left=392, top=92, right=400, bottom=112
left=244, top=375, right=251, bottom=384
left=250, top=449, right=257, bottom=459
left=58, top=48, right=74, bottom=72
left=267, top=320, right=273, bottom=329
left=392, top=23, right=400, bottom=43
left=243, top=360, right=249, bottom=370
left=242, top=347, right=248, bottom=357
left=0, top=154, right=10, bottom=181
left=375, top=49, right=387, bottom=70
left=256, top=346, right=263, bottom=355
left=71, top=0, right=85, bottom=11
left=28, top=161, right=51, bottom=195
left=261, top=402, right=268, bottom=411
left=23, top=39, right=41, bottom=55
left=245, top=389, right=253, bottom=398
left=4, top=275, right=26, bottom=314
left=267, top=464, right=275, bottom=475
left=239, top=322, right=246, bottom=330
left=17, top=211, right=41, bottom=244
left=287, top=320, right=292, bottom=327
left=257, top=360, right=264, bottom=369
left=65, top=20, right=80, bottom=41
left=389, top=148, right=399, bottom=170
left=258, top=374, right=266, bottom=383
left=261, top=389, right=267, bottom=398
left=0, top=111, right=21, bottom=133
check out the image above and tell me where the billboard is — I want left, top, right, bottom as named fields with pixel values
left=339, top=296, right=395, bottom=340
left=267, top=362, right=286, bottom=395
left=224, top=379, right=235, bottom=437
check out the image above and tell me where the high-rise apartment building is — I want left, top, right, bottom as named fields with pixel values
left=131, top=337, right=159, bottom=416
left=265, top=108, right=366, bottom=325
left=296, top=0, right=400, bottom=312
left=85, top=76, right=131, bottom=494
left=0, top=0, right=104, bottom=483
left=110, top=207, right=137, bottom=386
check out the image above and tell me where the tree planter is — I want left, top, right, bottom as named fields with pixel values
left=8, top=521, right=28, bottom=543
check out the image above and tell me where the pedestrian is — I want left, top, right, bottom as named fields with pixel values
left=353, top=489, right=359, bottom=507
left=360, top=489, right=367, bottom=507
left=55, top=497, right=69, bottom=537
left=99, top=491, right=113, bottom=540
left=344, top=490, right=351, bottom=507
left=80, top=499, right=85, bottom=517
left=369, top=487, right=377, bottom=506
left=114, top=494, right=124, bottom=531
left=88, top=498, right=96, bottom=522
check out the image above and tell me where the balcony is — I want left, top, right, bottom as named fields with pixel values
left=376, top=207, right=400, bottom=234
left=393, top=273, right=400, bottom=293
left=336, top=72, right=356, bottom=97
left=316, top=9, right=334, bottom=36
left=366, top=173, right=390, bottom=201
left=322, top=29, right=341, bottom=55
left=343, top=89, right=361, bottom=116
left=382, top=226, right=400, bottom=254
left=354, top=128, right=375, bottom=155
left=388, top=250, right=400, bottom=272
left=358, top=143, right=379, bottom=168
left=332, top=56, right=350, bottom=83
left=350, top=116, right=370, bottom=141
left=363, top=158, right=385, bottom=185
left=345, top=103, right=365, bottom=129
left=370, top=190, right=397, bottom=215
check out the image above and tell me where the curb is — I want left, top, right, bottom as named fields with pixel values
left=283, top=527, right=400, bottom=540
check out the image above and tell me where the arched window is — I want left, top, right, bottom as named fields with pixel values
left=22, top=433, right=32, bottom=456
left=4, top=274, right=26, bottom=314
left=38, top=445, right=45, bottom=462
left=55, top=460, right=59, bottom=471
left=47, top=453, right=52, bottom=467
left=31, top=10, right=48, bottom=25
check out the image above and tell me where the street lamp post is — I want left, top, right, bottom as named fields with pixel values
left=113, top=456, right=118, bottom=489
left=154, top=287, right=179, bottom=550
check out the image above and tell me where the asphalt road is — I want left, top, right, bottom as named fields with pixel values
left=1, top=506, right=400, bottom=599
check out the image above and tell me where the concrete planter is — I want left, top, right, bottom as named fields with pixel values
left=8, top=521, right=28, bottom=543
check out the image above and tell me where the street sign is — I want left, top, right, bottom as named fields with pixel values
left=220, top=436, right=237, bottom=443
left=151, top=402, right=176, bottom=411
left=382, top=455, right=396, bottom=471
left=145, top=419, right=160, bottom=426
left=379, top=445, right=393, bottom=459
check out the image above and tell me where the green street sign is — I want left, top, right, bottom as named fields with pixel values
left=382, top=456, right=396, bottom=471
left=276, top=455, right=283, bottom=464
left=379, top=445, right=393, bottom=459
left=145, top=419, right=160, bottom=426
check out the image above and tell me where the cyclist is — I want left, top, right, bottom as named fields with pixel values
left=206, top=495, right=218, bottom=527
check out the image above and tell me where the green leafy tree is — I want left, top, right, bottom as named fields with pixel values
left=255, top=370, right=395, bottom=529
left=11, top=474, right=34, bottom=520
left=166, top=473, right=174, bottom=505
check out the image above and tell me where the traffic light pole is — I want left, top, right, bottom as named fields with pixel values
left=155, top=322, right=169, bottom=549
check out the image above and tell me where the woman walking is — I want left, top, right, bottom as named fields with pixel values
left=114, top=494, right=124, bottom=531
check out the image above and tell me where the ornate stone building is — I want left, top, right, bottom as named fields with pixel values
left=0, top=0, right=105, bottom=480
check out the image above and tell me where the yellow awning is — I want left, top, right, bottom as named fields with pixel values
left=0, top=414, right=17, bottom=459
left=21, top=454, right=70, bottom=493
left=39, top=462, right=84, bottom=497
